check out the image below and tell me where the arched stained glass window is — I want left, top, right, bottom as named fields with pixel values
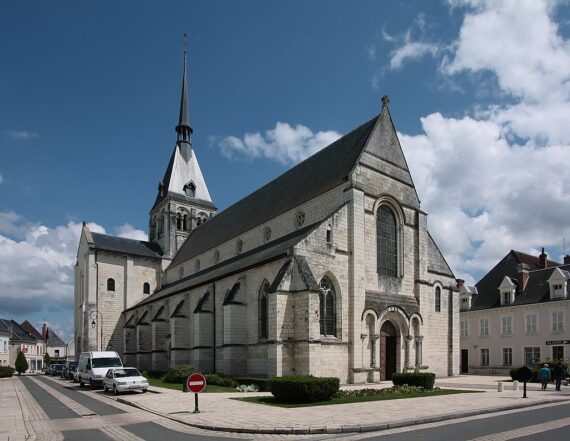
left=107, top=278, right=115, bottom=292
left=143, top=282, right=150, bottom=295
left=259, top=281, right=269, bottom=339
left=377, top=205, right=398, bottom=276
left=435, top=286, right=441, bottom=312
left=319, top=276, right=336, bottom=336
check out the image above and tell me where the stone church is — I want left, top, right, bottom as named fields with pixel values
left=75, top=48, right=460, bottom=383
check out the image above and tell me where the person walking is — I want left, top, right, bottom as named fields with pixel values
left=553, top=362, right=565, bottom=391
left=538, top=364, right=551, bottom=390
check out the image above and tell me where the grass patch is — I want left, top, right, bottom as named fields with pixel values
left=233, top=388, right=479, bottom=408
left=147, top=377, right=235, bottom=393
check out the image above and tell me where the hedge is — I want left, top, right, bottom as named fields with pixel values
left=0, top=366, right=15, bottom=378
left=269, top=376, right=340, bottom=403
left=232, top=377, right=270, bottom=391
left=205, top=374, right=238, bottom=388
left=392, top=372, right=436, bottom=389
left=162, top=364, right=195, bottom=384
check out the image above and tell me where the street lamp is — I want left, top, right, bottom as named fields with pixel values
left=89, top=310, right=104, bottom=351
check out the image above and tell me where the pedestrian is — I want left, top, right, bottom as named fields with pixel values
left=553, top=362, right=565, bottom=391
left=538, top=364, right=551, bottom=390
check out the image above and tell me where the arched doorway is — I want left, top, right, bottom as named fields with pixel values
left=380, top=321, right=397, bottom=380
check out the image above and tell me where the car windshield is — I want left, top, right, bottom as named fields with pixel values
left=113, top=368, right=141, bottom=378
left=92, top=357, right=122, bottom=368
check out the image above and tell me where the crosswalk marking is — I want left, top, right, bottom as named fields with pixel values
left=468, top=416, right=570, bottom=441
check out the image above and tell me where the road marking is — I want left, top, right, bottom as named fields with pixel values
left=468, top=416, right=570, bottom=440
left=101, top=425, right=146, bottom=441
left=29, top=376, right=95, bottom=416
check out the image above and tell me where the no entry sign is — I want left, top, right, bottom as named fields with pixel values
left=187, top=373, right=206, bottom=393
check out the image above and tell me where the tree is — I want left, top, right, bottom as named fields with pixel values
left=43, top=352, right=51, bottom=366
left=15, top=351, right=29, bottom=375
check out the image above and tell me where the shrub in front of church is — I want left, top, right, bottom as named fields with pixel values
left=231, top=376, right=270, bottom=391
left=269, top=376, right=340, bottom=403
left=509, top=368, right=519, bottom=380
left=391, top=372, right=436, bottom=390
left=0, top=366, right=15, bottom=378
left=205, top=374, right=238, bottom=388
left=15, top=351, right=28, bottom=375
left=162, top=364, right=195, bottom=384
left=337, top=385, right=440, bottom=398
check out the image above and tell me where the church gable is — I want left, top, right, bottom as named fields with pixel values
left=426, top=232, right=454, bottom=278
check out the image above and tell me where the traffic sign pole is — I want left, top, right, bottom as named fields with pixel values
left=186, top=373, right=206, bottom=414
left=194, top=392, right=200, bottom=413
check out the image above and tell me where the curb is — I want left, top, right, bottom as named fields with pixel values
left=116, top=396, right=570, bottom=435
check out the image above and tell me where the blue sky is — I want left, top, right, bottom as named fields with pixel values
left=2, top=0, right=570, bottom=340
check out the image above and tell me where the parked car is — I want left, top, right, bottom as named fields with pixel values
left=64, top=362, right=78, bottom=380
left=49, top=364, right=64, bottom=377
left=103, top=367, right=148, bottom=395
left=78, top=351, right=123, bottom=389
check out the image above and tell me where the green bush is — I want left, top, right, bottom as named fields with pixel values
left=0, top=366, right=15, bottom=378
left=392, top=372, right=436, bottom=389
left=162, top=364, right=195, bottom=384
left=15, top=351, right=28, bottom=375
left=269, top=376, right=340, bottom=403
left=509, top=368, right=519, bottom=380
left=232, top=377, right=270, bottom=391
left=205, top=374, right=238, bottom=388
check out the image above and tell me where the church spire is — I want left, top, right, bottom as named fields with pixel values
left=175, top=34, right=193, bottom=142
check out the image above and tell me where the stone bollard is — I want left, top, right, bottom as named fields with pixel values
left=513, top=381, right=519, bottom=391
left=498, top=381, right=504, bottom=392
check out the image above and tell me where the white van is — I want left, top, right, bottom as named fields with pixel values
left=78, top=351, right=123, bottom=389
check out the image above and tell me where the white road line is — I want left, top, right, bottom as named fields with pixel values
left=100, top=425, right=146, bottom=441
left=29, top=376, right=95, bottom=416
left=468, top=416, right=570, bottom=441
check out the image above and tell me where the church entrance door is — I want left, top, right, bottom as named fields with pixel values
left=380, top=321, right=397, bottom=381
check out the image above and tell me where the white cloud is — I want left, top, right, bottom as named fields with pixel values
left=390, top=40, right=440, bottom=70
left=115, top=223, right=147, bottom=241
left=5, top=130, right=39, bottom=140
left=215, top=122, right=341, bottom=165
left=0, top=213, right=145, bottom=321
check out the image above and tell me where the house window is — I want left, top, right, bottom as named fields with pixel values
left=107, top=278, right=115, bottom=292
left=184, top=182, right=196, bottom=197
left=502, top=292, right=512, bottom=305
left=376, top=205, right=398, bottom=277
left=553, top=284, right=564, bottom=298
left=55, top=350, right=60, bottom=357
left=435, top=287, right=441, bottom=312
left=501, top=316, right=512, bottom=335
left=525, top=313, right=537, bottom=334
left=319, top=276, right=336, bottom=336
left=553, top=346, right=564, bottom=361
left=259, top=281, right=269, bottom=339
left=460, top=320, right=468, bottom=337
left=552, top=311, right=564, bottom=332
left=480, top=348, right=489, bottom=366
left=479, top=318, right=489, bottom=336
left=503, top=348, right=512, bottom=366
left=143, top=283, right=150, bottom=295
left=524, top=347, right=541, bottom=365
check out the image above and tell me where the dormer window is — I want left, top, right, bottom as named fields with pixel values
left=498, top=276, right=516, bottom=306
left=547, top=268, right=569, bottom=300
left=184, top=182, right=196, bottom=198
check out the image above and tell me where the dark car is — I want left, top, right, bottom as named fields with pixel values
left=50, top=364, right=65, bottom=376
left=64, top=362, right=78, bottom=380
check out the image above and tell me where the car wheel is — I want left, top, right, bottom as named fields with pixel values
left=113, top=385, right=118, bottom=396
left=103, top=384, right=107, bottom=392
left=89, top=379, right=94, bottom=390
left=79, top=379, right=84, bottom=387
left=142, top=389, right=147, bottom=393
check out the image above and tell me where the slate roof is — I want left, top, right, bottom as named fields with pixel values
left=127, top=221, right=321, bottom=311
left=20, top=321, right=43, bottom=340
left=0, top=319, right=9, bottom=335
left=426, top=232, right=454, bottom=277
left=91, top=232, right=162, bottom=259
left=0, top=319, right=37, bottom=342
left=470, top=250, right=562, bottom=311
left=46, top=328, right=65, bottom=347
left=169, top=115, right=378, bottom=268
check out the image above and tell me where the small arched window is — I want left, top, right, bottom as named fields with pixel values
left=107, top=278, right=115, bottom=292
left=183, top=214, right=188, bottom=231
left=143, top=282, right=150, bottom=295
left=326, top=224, right=332, bottom=244
left=377, top=205, right=398, bottom=277
left=259, top=281, right=269, bottom=339
left=319, top=276, right=336, bottom=336
left=184, top=182, right=196, bottom=198
left=176, top=213, right=182, bottom=230
left=435, top=286, right=441, bottom=312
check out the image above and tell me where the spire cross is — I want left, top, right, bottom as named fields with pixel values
left=381, top=95, right=390, bottom=109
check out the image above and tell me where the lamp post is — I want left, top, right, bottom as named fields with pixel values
left=89, top=310, right=104, bottom=351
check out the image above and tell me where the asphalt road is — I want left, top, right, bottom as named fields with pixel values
left=19, top=375, right=241, bottom=441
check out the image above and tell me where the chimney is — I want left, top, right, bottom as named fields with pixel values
left=42, top=323, right=47, bottom=339
left=564, top=255, right=570, bottom=265
left=456, top=279, right=465, bottom=290
left=539, top=247, right=548, bottom=269
left=517, top=263, right=529, bottom=292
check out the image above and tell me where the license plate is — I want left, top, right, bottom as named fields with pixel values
left=129, top=385, right=139, bottom=389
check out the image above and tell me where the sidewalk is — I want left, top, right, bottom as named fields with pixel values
left=115, top=375, right=570, bottom=435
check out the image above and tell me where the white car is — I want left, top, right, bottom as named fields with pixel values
left=102, top=367, right=149, bottom=395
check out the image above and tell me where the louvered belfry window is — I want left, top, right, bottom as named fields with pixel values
left=377, top=205, right=398, bottom=277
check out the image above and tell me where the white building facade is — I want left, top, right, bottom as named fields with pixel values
left=460, top=250, right=570, bottom=374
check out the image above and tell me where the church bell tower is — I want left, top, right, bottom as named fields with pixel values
left=149, top=36, right=216, bottom=260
